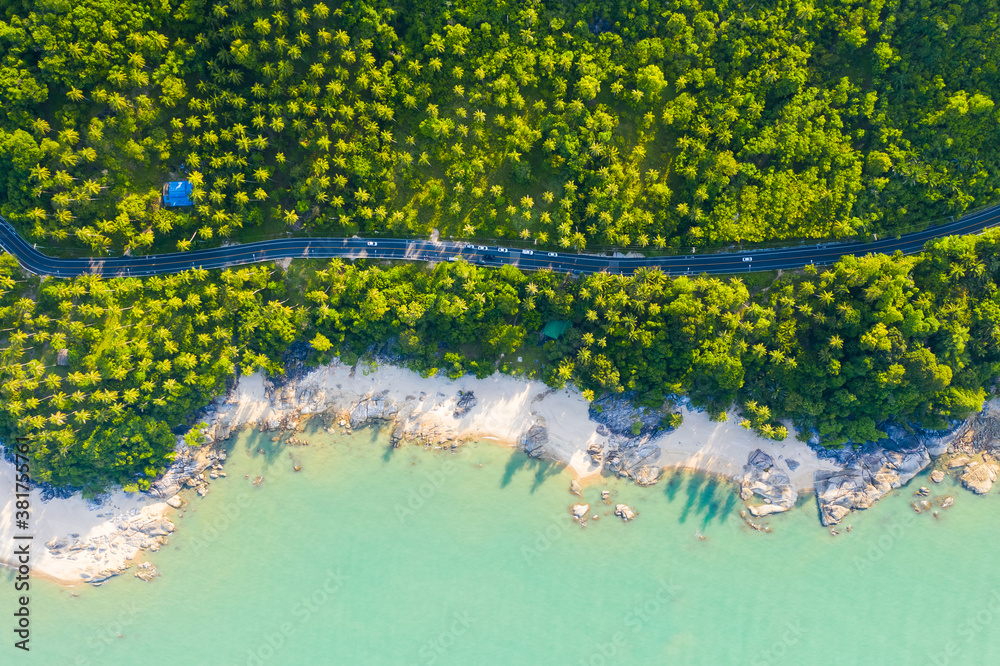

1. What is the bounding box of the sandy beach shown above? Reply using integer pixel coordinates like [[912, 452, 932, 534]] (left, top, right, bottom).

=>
[[2, 359, 839, 585], [209, 361, 838, 488], [0, 460, 171, 586]]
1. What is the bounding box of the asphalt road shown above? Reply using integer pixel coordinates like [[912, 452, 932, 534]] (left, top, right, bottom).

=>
[[1, 205, 999, 279]]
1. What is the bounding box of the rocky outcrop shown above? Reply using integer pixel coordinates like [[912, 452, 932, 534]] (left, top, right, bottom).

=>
[[589, 395, 670, 437], [521, 423, 549, 458], [49, 513, 178, 586], [570, 503, 589, 521], [452, 391, 477, 418], [604, 437, 662, 484], [960, 461, 998, 494], [814, 446, 931, 526], [349, 392, 399, 427], [738, 449, 797, 517], [614, 504, 636, 521], [633, 465, 663, 486]]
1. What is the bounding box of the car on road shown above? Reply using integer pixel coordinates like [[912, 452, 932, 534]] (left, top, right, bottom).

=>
[[367, 241, 378, 247], [477, 245, 488, 250], [497, 247, 508, 253], [547, 252, 558, 257], [742, 256, 752, 262], [521, 249, 534, 255], [449, 256, 461, 262]]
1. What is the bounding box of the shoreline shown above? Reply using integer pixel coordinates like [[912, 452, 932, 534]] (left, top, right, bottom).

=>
[[205, 361, 839, 488], [2, 358, 992, 586]]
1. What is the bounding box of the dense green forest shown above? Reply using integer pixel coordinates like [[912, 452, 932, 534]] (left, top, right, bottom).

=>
[[2, 0, 1000, 491], [0, 0, 998, 254]]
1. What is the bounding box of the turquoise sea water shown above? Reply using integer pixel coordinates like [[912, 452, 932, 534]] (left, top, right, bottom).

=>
[[8, 425, 1000, 666]]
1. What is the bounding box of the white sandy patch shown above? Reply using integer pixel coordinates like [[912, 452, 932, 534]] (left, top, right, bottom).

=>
[[0, 457, 169, 586], [213, 360, 837, 486]]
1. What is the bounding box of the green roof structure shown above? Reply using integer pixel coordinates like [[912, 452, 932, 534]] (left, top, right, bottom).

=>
[[542, 320, 571, 340]]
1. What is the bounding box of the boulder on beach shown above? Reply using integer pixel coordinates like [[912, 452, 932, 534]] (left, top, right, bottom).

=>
[[634, 465, 663, 486], [960, 462, 998, 494], [814, 446, 931, 526], [452, 391, 478, 418], [947, 456, 970, 469], [521, 423, 548, 458], [738, 449, 797, 517]]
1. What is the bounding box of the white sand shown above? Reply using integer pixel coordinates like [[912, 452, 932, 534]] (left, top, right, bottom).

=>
[[0, 458, 170, 586], [212, 361, 837, 487], [2, 359, 838, 585]]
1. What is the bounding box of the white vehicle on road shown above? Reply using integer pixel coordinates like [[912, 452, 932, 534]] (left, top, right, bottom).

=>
[[497, 247, 508, 253], [367, 241, 378, 247], [477, 245, 488, 251], [521, 249, 534, 255], [742, 256, 752, 262], [547, 252, 558, 257]]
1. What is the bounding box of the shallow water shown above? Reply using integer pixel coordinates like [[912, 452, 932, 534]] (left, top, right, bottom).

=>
[[11, 425, 1000, 666]]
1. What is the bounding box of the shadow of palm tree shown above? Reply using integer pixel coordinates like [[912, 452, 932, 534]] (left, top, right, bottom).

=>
[[500, 450, 562, 492], [678, 473, 707, 524]]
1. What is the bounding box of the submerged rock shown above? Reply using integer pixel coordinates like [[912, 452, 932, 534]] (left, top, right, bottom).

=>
[[738, 449, 797, 518], [960, 462, 998, 494], [930, 470, 945, 484], [569, 479, 582, 497], [814, 446, 931, 526], [940, 496, 955, 508]]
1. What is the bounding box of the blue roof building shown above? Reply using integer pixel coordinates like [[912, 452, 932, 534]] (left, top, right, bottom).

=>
[[162, 180, 193, 207]]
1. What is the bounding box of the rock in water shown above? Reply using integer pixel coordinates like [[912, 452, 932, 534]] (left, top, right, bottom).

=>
[[947, 455, 970, 469], [814, 446, 931, 526], [960, 462, 999, 494], [930, 470, 945, 484], [940, 496, 955, 508], [569, 479, 582, 497], [634, 465, 663, 487], [166, 495, 184, 509], [738, 449, 797, 517], [570, 504, 590, 520], [614, 504, 636, 521]]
